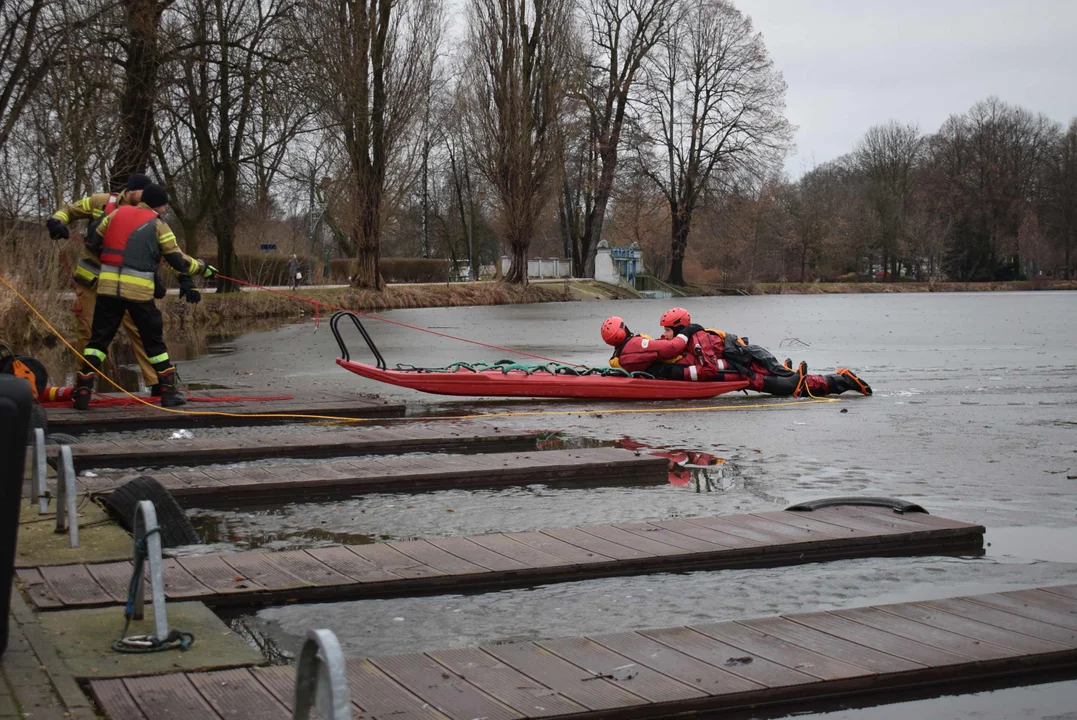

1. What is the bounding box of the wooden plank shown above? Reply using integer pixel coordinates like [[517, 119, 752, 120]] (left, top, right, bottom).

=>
[[649, 518, 764, 550], [467, 534, 573, 568], [853, 506, 984, 531], [785, 611, 975, 667], [38, 564, 113, 605], [177, 555, 269, 595], [882, 601, 1071, 655], [371, 652, 523, 720], [541, 527, 653, 561], [755, 511, 876, 542], [90, 679, 150, 720], [690, 620, 871, 681], [639, 626, 818, 689], [187, 669, 291, 720], [717, 514, 834, 545], [86, 561, 141, 603], [484, 641, 647, 711], [161, 558, 216, 598], [268, 551, 354, 587], [786, 510, 912, 536], [247, 667, 299, 713], [349, 543, 445, 579], [218, 553, 311, 592], [429, 647, 587, 718], [684, 516, 811, 546], [612, 522, 730, 553], [389, 539, 489, 576], [577, 525, 687, 557], [956, 593, 1077, 634], [121, 674, 223, 720], [15, 568, 63, 608], [1002, 588, 1077, 627], [537, 635, 704, 703], [1041, 584, 1077, 601], [304, 546, 403, 583], [818, 507, 949, 535], [506, 531, 616, 564], [736, 616, 924, 674], [427, 536, 533, 572], [589, 631, 766, 696], [346, 659, 453, 720], [75, 448, 666, 506], [832, 606, 1014, 661], [925, 597, 1077, 645]]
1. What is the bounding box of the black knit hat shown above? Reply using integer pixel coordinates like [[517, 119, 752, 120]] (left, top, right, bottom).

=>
[[141, 184, 169, 209], [125, 173, 152, 191]]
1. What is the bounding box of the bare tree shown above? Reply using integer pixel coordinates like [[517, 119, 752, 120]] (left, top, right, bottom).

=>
[[463, 0, 574, 284], [635, 0, 790, 286], [293, 0, 441, 289], [1041, 119, 1077, 278], [854, 121, 922, 279], [559, 0, 676, 277]]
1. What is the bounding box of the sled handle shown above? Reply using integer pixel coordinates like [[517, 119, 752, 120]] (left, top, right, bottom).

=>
[[330, 311, 387, 370]]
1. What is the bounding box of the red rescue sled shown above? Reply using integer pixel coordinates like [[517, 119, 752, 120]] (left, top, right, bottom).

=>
[[336, 358, 749, 400], [331, 311, 749, 400]]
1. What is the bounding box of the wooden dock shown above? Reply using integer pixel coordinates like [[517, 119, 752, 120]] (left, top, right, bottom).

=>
[[18, 506, 984, 610], [70, 448, 667, 507], [44, 390, 405, 433], [88, 584, 1077, 719], [45, 425, 539, 470]]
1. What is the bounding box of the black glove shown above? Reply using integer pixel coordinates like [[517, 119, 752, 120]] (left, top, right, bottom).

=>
[[679, 323, 705, 337], [178, 274, 201, 304], [46, 218, 69, 239]]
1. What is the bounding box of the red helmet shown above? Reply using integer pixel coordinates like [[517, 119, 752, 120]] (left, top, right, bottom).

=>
[[660, 307, 690, 328], [601, 316, 629, 345]]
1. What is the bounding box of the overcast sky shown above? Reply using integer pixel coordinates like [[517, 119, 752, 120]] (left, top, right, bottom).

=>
[[738, 0, 1077, 176]]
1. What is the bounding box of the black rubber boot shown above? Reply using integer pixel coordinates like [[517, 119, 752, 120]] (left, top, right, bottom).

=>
[[782, 358, 793, 370], [760, 374, 799, 397], [824, 370, 872, 396], [73, 371, 95, 411], [150, 383, 162, 397], [157, 368, 186, 407]]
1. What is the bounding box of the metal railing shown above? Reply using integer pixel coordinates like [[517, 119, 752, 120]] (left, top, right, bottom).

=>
[[131, 500, 169, 642], [53, 445, 79, 548], [293, 629, 351, 720]]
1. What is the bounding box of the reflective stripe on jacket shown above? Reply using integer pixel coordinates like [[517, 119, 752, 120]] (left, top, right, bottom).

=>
[[92, 204, 204, 301], [52, 191, 131, 287]]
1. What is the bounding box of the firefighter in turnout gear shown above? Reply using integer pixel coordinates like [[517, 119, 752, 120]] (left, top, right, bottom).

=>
[[48, 174, 199, 394], [74, 184, 217, 410]]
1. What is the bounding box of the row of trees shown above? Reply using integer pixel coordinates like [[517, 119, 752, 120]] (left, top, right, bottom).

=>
[[695, 100, 1074, 285], [0, 0, 792, 288], [2, 0, 1072, 288]]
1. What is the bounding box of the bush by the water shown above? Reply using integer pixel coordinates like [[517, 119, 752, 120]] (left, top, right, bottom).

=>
[[328, 257, 452, 284]]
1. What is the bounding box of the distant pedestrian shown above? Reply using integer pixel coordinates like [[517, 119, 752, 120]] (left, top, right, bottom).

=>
[[287, 254, 300, 289]]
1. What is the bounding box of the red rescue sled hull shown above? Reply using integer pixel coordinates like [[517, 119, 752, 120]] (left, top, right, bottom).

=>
[[336, 359, 749, 400]]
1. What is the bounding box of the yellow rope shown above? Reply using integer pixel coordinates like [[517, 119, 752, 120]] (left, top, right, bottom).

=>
[[0, 273, 838, 422]]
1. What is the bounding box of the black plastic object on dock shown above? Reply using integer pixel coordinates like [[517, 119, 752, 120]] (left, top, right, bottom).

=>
[[0, 374, 32, 655]]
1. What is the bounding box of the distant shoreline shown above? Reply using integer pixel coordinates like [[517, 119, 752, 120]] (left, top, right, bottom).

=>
[[702, 280, 1077, 295]]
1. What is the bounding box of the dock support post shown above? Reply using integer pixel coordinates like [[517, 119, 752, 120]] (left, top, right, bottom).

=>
[[31, 428, 48, 513], [293, 629, 350, 720], [132, 500, 169, 642], [53, 445, 79, 548]]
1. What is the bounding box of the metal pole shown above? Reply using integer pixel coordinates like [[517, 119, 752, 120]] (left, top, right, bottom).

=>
[[293, 629, 351, 720], [54, 446, 78, 548], [132, 500, 169, 641], [31, 427, 47, 513]]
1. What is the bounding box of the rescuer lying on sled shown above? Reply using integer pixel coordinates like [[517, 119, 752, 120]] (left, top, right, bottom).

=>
[[654, 307, 872, 397], [600, 316, 707, 376]]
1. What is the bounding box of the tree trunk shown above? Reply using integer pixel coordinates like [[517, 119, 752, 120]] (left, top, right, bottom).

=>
[[667, 214, 691, 286], [350, 185, 383, 289], [179, 216, 199, 258], [505, 239, 528, 285], [109, 0, 163, 186]]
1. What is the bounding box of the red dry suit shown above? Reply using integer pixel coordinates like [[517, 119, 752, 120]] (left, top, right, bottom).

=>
[[676, 329, 831, 395], [609, 333, 689, 374]]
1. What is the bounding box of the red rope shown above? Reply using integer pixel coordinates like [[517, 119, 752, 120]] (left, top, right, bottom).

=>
[[214, 273, 583, 367]]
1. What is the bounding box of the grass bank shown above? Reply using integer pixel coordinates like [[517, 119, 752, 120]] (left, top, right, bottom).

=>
[[703, 279, 1077, 295]]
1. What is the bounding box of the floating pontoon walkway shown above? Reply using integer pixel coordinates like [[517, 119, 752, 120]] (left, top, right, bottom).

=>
[[71, 448, 667, 506], [89, 584, 1077, 719], [45, 425, 539, 469], [45, 390, 405, 433], [19, 506, 983, 610]]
